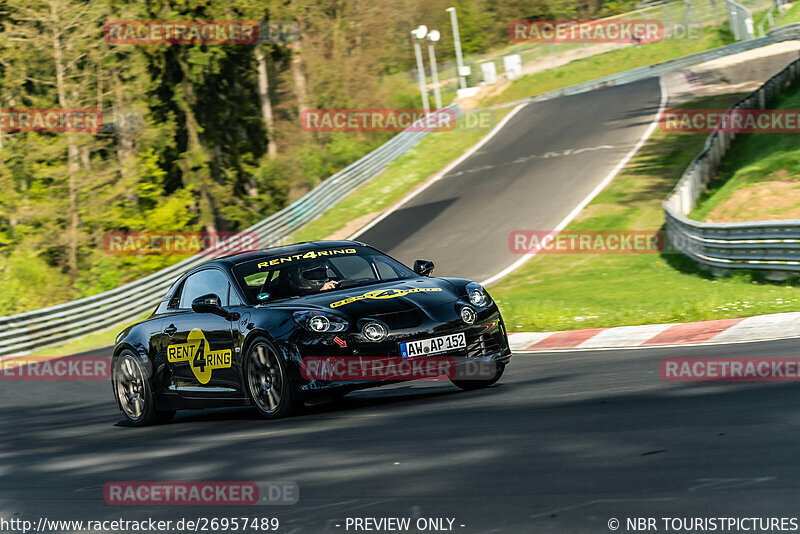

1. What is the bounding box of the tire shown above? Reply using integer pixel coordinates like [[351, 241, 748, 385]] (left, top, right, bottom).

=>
[[113, 351, 160, 426], [450, 362, 505, 391], [244, 337, 296, 419]]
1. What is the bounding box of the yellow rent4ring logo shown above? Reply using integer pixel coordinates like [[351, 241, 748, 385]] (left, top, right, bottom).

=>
[[167, 328, 231, 384], [329, 287, 442, 308]]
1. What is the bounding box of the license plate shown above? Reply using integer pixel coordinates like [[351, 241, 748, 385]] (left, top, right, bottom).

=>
[[399, 332, 466, 358]]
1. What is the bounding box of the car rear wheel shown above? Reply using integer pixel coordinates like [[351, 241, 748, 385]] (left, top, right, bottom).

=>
[[450, 362, 505, 391], [113, 351, 174, 426], [245, 338, 295, 419]]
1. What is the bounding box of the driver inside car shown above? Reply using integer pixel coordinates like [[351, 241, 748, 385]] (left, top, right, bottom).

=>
[[288, 259, 339, 294]]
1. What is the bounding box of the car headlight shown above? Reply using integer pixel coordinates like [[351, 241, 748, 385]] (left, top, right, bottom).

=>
[[293, 311, 348, 333], [466, 282, 491, 307]]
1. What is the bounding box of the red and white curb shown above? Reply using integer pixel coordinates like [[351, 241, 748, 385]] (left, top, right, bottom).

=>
[[508, 312, 800, 352]]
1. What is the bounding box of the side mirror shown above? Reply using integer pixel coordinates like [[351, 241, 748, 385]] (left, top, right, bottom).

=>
[[413, 259, 435, 277], [192, 293, 239, 321]]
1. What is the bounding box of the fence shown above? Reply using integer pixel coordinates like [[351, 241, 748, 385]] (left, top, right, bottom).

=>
[[491, 34, 774, 109], [663, 25, 800, 279], [727, 0, 756, 39], [406, 0, 773, 100]]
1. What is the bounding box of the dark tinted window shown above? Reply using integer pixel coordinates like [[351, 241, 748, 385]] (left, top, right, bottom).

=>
[[232, 246, 417, 304], [179, 269, 230, 309], [332, 255, 375, 279], [375, 257, 405, 279]]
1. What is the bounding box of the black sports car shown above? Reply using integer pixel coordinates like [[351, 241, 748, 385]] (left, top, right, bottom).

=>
[[112, 241, 511, 425]]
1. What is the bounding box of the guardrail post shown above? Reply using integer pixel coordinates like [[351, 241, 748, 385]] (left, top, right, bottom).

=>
[[680, 183, 691, 215], [758, 87, 766, 109], [693, 166, 703, 204], [765, 270, 793, 281], [710, 137, 719, 171], [710, 266, 731, 277], [689, 168, 698, 206]]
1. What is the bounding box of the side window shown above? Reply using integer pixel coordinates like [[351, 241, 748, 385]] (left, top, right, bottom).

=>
[[228, 283, 243, 306], [179, 269, 230, 309], [375, 258, 401, 280], [167, 280, 183, 309]]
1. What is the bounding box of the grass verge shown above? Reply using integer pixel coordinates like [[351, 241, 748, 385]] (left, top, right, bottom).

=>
[[778, 1, 800, 24], [480, 27, 735, 108], [690, 79, 800, 221], [490, 93, 800, 332], [290, 109, 513, 242]]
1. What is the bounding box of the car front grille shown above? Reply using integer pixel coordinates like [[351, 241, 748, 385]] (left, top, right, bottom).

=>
[[466, 333, 502, 358]]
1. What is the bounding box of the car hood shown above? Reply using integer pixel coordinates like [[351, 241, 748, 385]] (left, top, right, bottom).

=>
[[266, 277, 460, 317]]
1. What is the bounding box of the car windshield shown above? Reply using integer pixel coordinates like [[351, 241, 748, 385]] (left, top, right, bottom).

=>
[[232, 245, 418, 304]]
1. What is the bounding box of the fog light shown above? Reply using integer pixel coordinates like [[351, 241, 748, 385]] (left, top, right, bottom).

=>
[[460, 306, 477, 324], [362, 321, 388, 342]]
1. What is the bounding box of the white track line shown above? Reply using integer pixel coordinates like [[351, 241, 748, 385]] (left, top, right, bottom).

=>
[[349, 104, 527, 240], [480, 77, 668, 287]]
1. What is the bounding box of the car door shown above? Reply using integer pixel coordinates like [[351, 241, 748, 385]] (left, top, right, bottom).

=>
[[163, 268, 240, 397]]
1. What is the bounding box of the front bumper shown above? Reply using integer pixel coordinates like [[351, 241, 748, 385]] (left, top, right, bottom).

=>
[[282, 306, 511, 395]]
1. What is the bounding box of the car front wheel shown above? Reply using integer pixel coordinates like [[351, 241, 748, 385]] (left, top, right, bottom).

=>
[[245, 338, 296, 419]]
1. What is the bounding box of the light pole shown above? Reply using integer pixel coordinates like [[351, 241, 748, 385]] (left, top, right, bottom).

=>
[[411, 25, 430, 112], [446, 7, 467, 90], [426, 30, 442, 110]]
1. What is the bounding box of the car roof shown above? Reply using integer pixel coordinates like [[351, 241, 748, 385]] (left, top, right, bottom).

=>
[[197, 240, 370, 270]]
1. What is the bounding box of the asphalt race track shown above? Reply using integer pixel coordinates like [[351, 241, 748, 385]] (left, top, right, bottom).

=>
[[3, 339, 800, 533], [5, 79, 798, 533], [355, 78, 664, 283]]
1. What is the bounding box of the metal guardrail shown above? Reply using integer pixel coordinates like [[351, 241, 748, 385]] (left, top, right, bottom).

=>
[[490, 33, 787, 110], [664, 23, 800, 278], [0, 105, 462, 357], [4, 23, 800, 357]]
